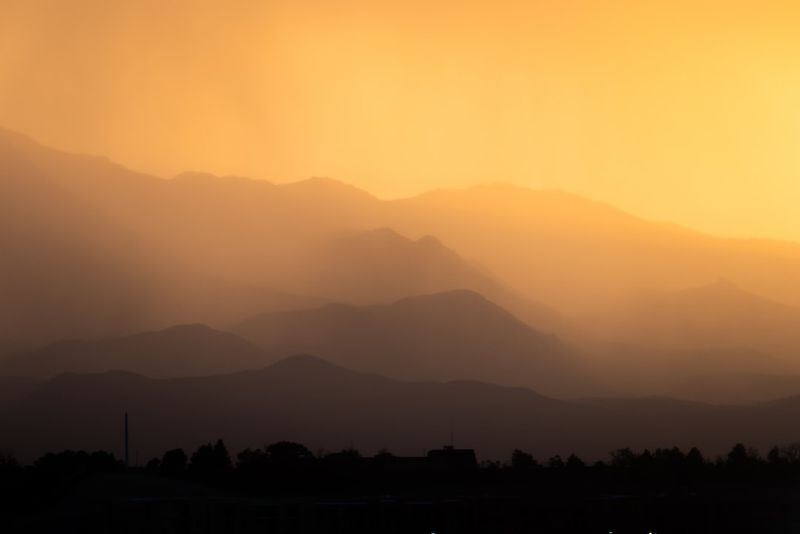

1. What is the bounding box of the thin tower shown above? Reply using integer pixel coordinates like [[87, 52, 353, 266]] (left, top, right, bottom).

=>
[[124, 411, 129, 467], [449, 412, 454, 448]]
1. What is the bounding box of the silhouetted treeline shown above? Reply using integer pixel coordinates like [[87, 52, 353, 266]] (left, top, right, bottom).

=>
[[6, 442, 800, 533], [4, 441, 800, 499]]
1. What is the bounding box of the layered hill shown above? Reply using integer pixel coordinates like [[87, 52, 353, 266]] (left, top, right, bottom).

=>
[[0, 129, 339, 342], [4, 355, 800, 463], [0, 375, 39, 410], [388, 184, 800, 317], [6, 127, 800, 385], [302, 228, 570, 335], [0, 325, 268, 379], [601, 279, 800, 365], [0, 129, 162, 342], [234, 290, 583, 397]]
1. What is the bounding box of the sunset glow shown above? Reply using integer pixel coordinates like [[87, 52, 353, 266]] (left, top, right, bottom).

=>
[[5, 3, 800, 529], [2, 0, 799, 239]]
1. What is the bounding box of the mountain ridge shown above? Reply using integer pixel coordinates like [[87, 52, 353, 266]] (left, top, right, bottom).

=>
[[5, 354, 800, 463], [234, 289, 584, 397], [0, 324, 268, 379]]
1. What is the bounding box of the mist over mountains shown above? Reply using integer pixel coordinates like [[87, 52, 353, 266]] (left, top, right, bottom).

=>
[[302, 228, 570, 336], [600, 278, 800, 363], [3, 128, 800, 459], [5, 127, 800, 347], [235, 290, 584, 397]]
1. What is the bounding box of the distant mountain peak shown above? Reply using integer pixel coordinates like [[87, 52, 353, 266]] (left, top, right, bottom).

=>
[[172, 171, 271, 187], [394, 288, 490, 307], [305, 176, 347, 186], [281, 176, 378, 200], [288, 176, 358, 190], [231, 288, 575, 395], [415, 234, 445, 248], [682, 278, 748, 299], [2, 323, 267, 379], [162, 322, 208, 329], [386, 290, 540, 332], [709, 277, 738, 290], [153, 323, 218, 335], [48, 368, 150, 387], [272, 353, 335, 368], [358, 227, 407, 241], [173, 171, 220, 181], [0, 127, 39, 147], [338, 228, 459, 259]]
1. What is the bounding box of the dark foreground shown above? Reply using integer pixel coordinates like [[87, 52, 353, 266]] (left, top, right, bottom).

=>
[[3, 441, 800, 533]]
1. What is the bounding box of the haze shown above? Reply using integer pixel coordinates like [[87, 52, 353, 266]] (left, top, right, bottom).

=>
[[5, 4, 800, 531], [2, 0, 800, 240], [5, 0, 800, 473]]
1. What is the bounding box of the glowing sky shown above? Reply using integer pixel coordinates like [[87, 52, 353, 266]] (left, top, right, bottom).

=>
[[1, 0, 799, 240]]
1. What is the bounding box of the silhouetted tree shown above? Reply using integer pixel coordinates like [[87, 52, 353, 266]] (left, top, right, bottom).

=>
[[214, 439, 232, 468], [6, 440, 800, 531], [324, 448, 361, 465], [0, 453, 20, 471], [267, 441, 313, 463], [160, 448, 188, 477], [610, 448, 637, 470], [190, 439, 232, 480], [686, 447, 705, 468], [511, 449, 537, 470], [145, 457, 161, 472], [727, 443, 760, 467], [565, 454, 585, 470], [654, 446, 685, 466], [781, 442, 800, 464], [725, 443, 762, 483], [237, 447, 268, 470], [374, 448, 395, 461], [767, 446, 783, 466]]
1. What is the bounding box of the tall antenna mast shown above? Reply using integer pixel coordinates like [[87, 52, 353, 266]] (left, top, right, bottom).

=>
[[450, 413, 454, 448], [124, 411, 129, 467]]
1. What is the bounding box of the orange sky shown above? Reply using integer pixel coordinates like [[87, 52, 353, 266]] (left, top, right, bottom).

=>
[[1, 0, 799, 241]]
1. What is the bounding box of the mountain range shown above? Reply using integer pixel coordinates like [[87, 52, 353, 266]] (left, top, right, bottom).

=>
[[235, 290, 584, 397], [4, 127, 800, 406], [0, 324, 268, 379], [0, 291, 582, 397], [598, 279, 800, 366], [4, 354, 800, 463], [297, 227, 570, 336], [5, 127, 800, 347]]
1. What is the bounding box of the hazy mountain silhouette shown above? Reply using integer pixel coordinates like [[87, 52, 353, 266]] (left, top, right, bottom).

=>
[[234, 290, 584, 397], [0, 325, 268, 379], [0, 129, 163, 343], [0, 375, 39, 410], [8, 128, 800, 337], [661, 372, 800, 405], [0, 129, 367, 343], [601, 279, 800, 368], [303, 228, 570, 335], [4, 354, 800, 463], [580, 340, 800, 404], [388, 184, 800, 317], [6, 127, 800, 404]]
